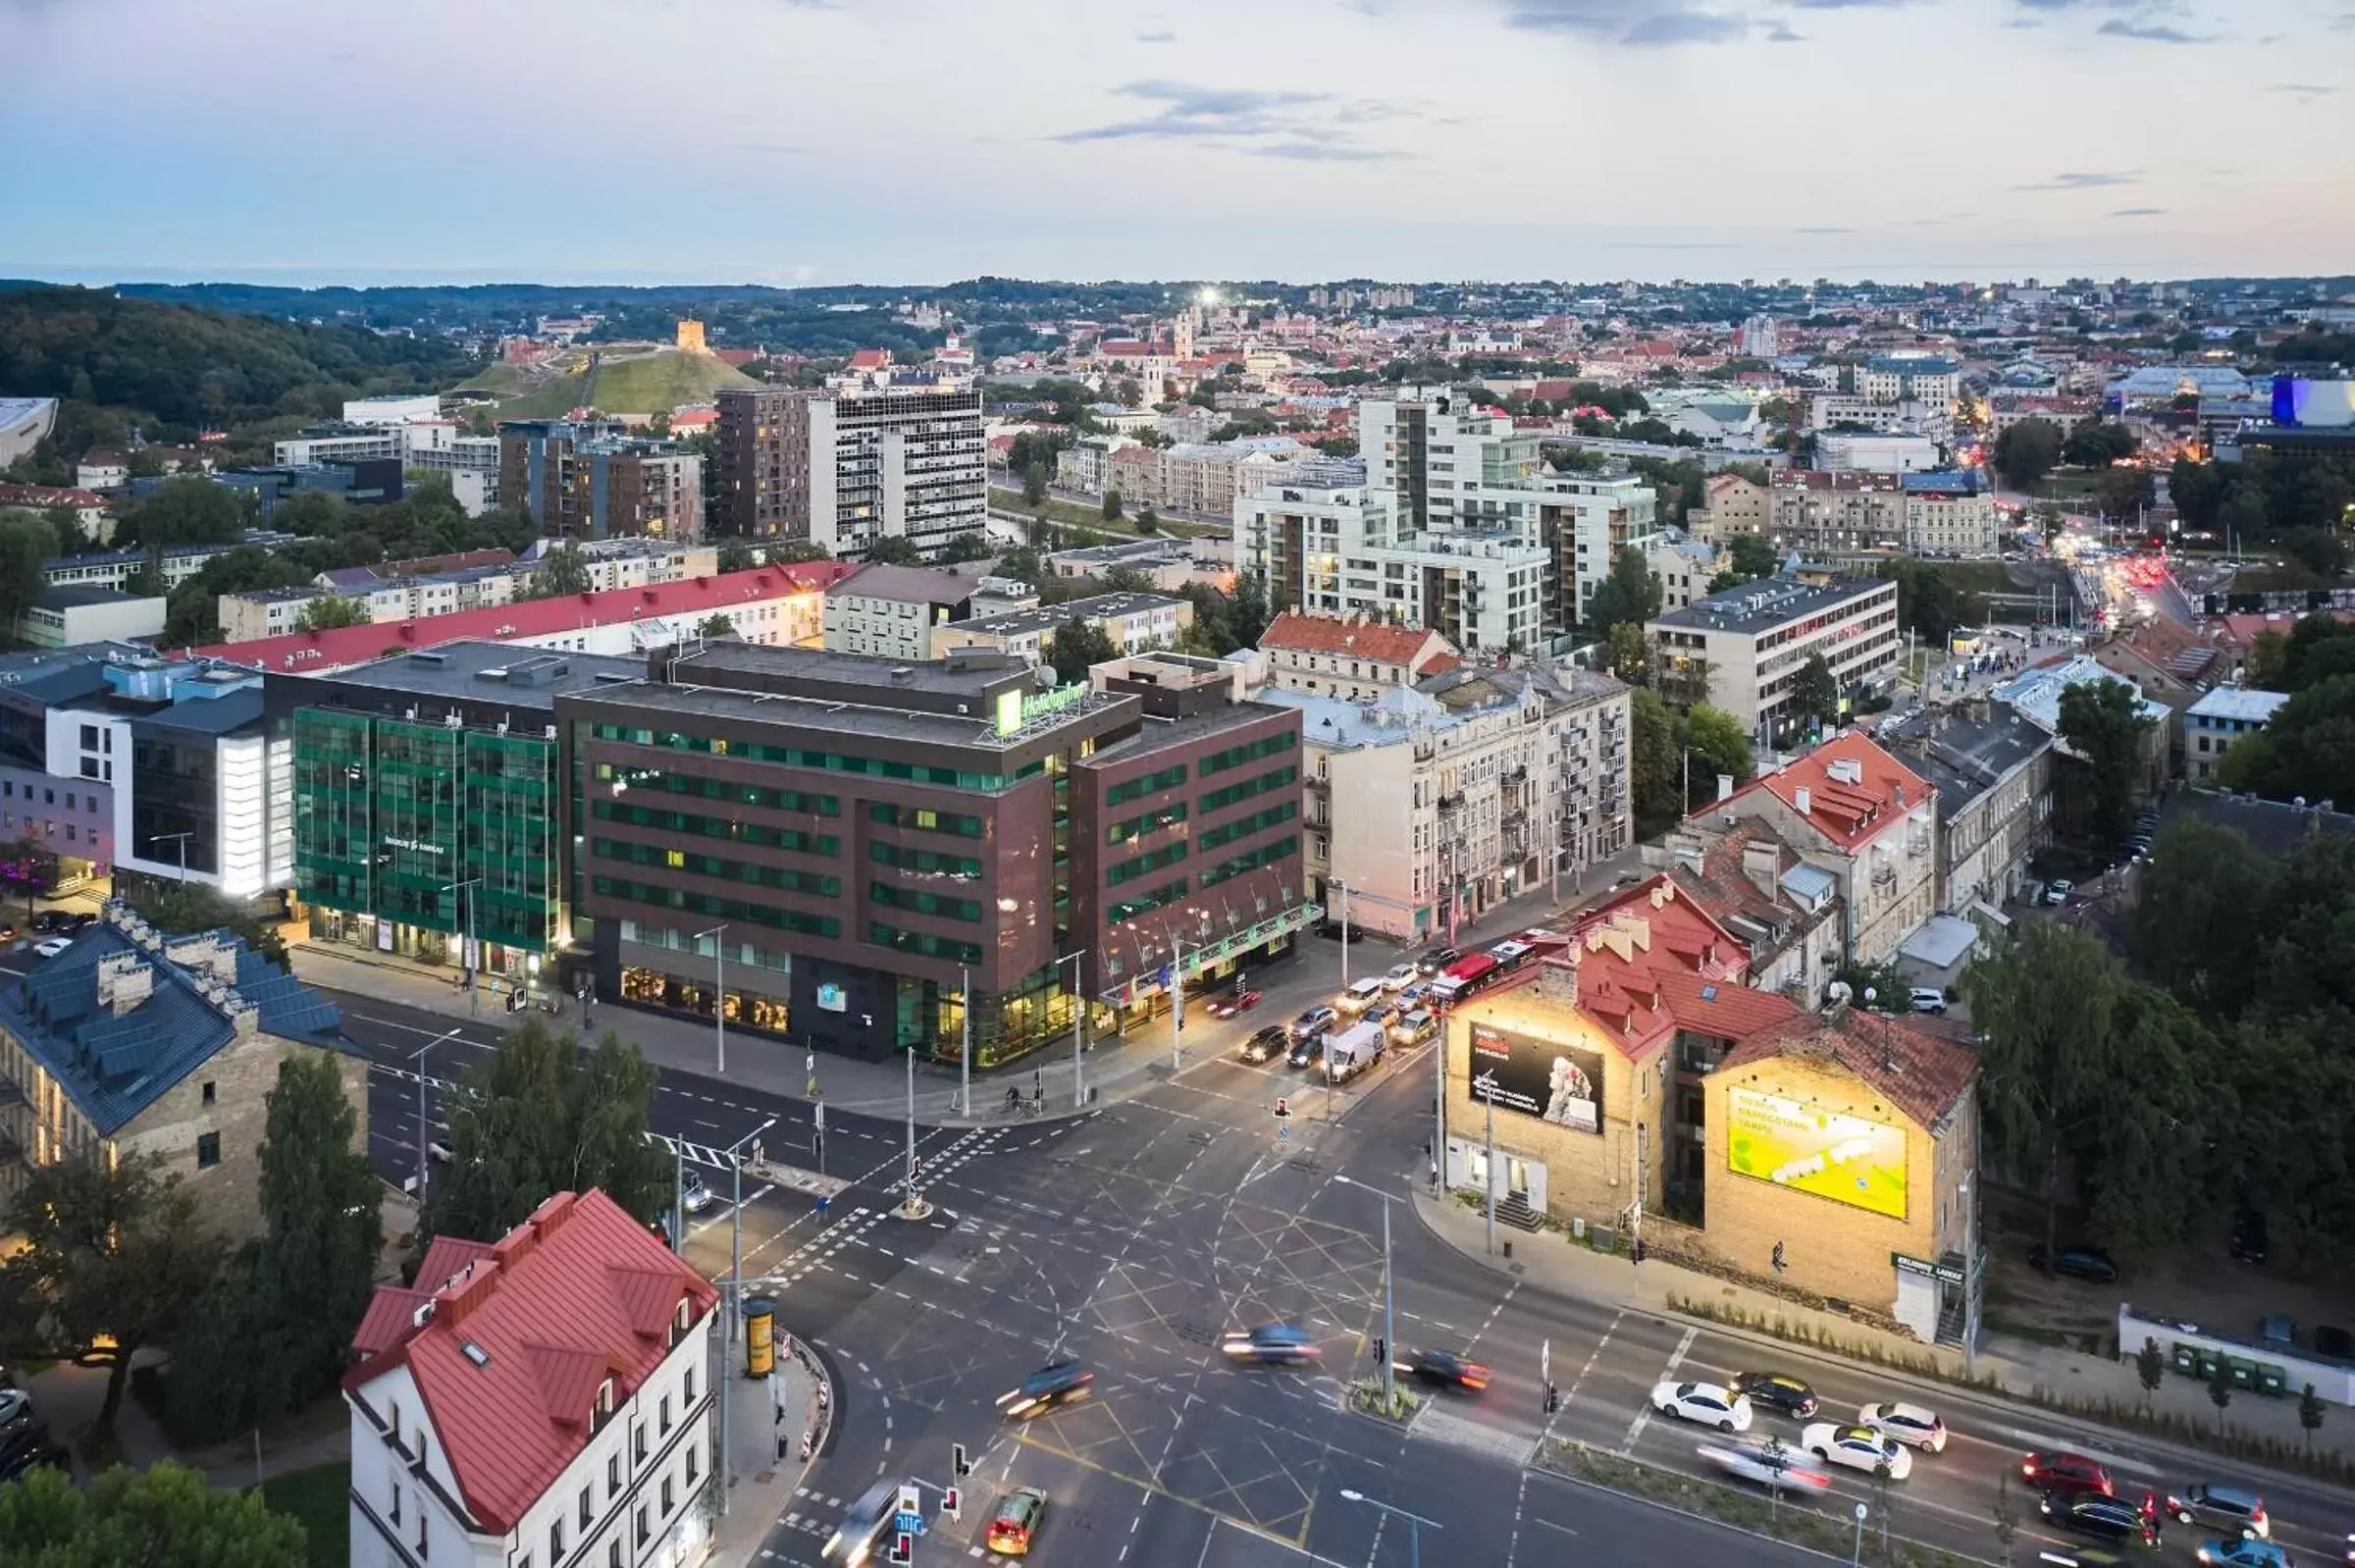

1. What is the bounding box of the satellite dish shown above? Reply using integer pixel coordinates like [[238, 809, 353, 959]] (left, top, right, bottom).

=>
[[1825, 980, 1853, 1008]]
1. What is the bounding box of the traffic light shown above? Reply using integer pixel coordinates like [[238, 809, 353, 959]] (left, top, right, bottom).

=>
[[889, 1532, 913, 1566], [953, 1441, 971, 1478], [942, 1487, 962, 1522], [1371, 1336, 1385, 1364], [1631, 1238, 1647, 1265], [1275, 1097, 1290, 1120], [1545, 1382, 1561, 1414]]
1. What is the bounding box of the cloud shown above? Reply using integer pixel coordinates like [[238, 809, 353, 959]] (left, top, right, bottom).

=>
[[1134, 28, 1176, 43], [1501, 1, 1747, 44], [1054, 78, 1417, 158], [2268, 82, 2337, 97], [1763, 19, 1806, 37], [2014, 0, 2141, 10], [2112, 207, 2167, 216], [2014, 170, 2140, 189], [2097, 17, 2211, 40], [1791, 0, 1921, 7], [1254, 142, 1408, 162], [1795, 225, 1856, 234]]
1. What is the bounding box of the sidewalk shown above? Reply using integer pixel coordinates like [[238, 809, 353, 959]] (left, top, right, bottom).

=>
[[710, 1326, 832, 1568], [1410, 1186, 2355, 1464]]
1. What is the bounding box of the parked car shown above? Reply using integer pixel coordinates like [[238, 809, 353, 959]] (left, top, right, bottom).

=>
[[31, 937, 70, 959], [2040, 1490, 2160, 1549], [1802, 1422, 1913, 1480], [2027, 1244, 2120, 1284], [1909, 987, 1948, 1015], [1288, 1006, 1336, 1040], [1383, 963, 1419, 991], [2165, 1484, 2269, 1540], [2046, 879, 2074, 906], [1649, 1381, 1753, 1434], [1857, 1401, 1947, 1452], [28, 910, 66, 934], [1397, 981, 1433, 1009], [1237, 1026, 1288, 1066], [1727, 1372, 1817, 1418], [2022, 1450, 2116, 1496]]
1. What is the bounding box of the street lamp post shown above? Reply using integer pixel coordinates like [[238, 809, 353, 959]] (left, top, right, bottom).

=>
[[693, 924, 728, 1075], [1475, 1069, 1498, 1255], [1059, 950, 1088, 1109], [1331, 1175, 1399, 1417], [1336, 878, 1351, 992], [408, 1025, 463, 1201], [958, 964, 972, 1118], [148, 831, 193, 883], [1336, 1490, 1440, 1568], [442, 876, 483, 1016], [714, 1116, 776, 1518], [1168, 933, 1185, 1073]]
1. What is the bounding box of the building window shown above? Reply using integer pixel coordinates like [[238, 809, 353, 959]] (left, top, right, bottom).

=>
[[659, 1394, 671, 1437], [579, 1485, 593, 1529], [633, 1423, 646, 1463], [685, 1442, 698, 1483], [607, 1453, 621, 1496], [416, 1511, 429, 1557], [636, 1507, 650, 1547], [608, 1545, 621, 1568], [196, 1132, 220, 1169], [201, 1081, 216, 1107], [550, 1519, 564, 1560], [684, 1364, 696, 1404], [661, 1477, 674, 1516], [390, 1481, 401, 1525]]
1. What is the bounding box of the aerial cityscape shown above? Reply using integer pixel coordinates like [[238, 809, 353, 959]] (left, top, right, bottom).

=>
[[1, 4, 2354, 1568]]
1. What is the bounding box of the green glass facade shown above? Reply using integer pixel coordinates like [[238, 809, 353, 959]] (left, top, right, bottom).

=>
[[291, 707, 565, 956]]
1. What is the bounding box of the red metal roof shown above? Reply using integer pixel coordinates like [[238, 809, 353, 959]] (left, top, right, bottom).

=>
[[191, 561, 848, 672], [345, 1190, 718, 1536], [1257, 610, 1459, 672], [1716, 1007, 1977, 1130], [1722, 733, 1931, 853]]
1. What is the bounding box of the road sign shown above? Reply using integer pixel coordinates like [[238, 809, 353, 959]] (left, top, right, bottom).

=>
[[897, 1483, 921, 1519], [1278, 1123, 1290, 1143], [813, 1100, 825, 1133]]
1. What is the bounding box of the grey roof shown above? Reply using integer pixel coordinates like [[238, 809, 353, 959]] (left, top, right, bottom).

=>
[[327, 641, 646, 703], [1878, 702, 2052, 819], [949, 592, 1182, 640], [1991, 655, 2169, 739], [0, 907, 344, 1135], [133, 687, 265, 737], [2165, 789, 2355, 856], [832, 562, 987, 606], [1651, 574, 1889, 636], [2185, 687, 2290, 725], [36, 585, 149, 609]]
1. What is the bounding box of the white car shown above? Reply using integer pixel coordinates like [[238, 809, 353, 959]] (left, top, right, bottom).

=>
[[1650, 1380, 1753, 1433], [1382, 963, 1419, 992], [1802, 1422, 1914, 1479], [1697, 1440, 1832, 1493], [32, 937, 70, 959], [1857, 1401, 1947, 1453], [2045, 879, 2073, 906]]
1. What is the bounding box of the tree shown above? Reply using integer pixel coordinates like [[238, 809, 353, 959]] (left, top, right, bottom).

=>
[[2299, 1382, 2326, 1453], [1992, 418, 2062, 491], [1021, 462, 1049, 507], [0, 1461, 308, 1568], [1676, 704, 1753, 811], [2061, 419, 2138, 468], [1045, 618, 1117, 687], [769, 540, 833, 564], [525, 543, 592, 599], [1100, 564, 1155, 595], [2055, 677, 2154, 843], [1101, 489, 1125, 523], [992, 545, 1045, 588], [126, 476, 242, 564], [1962, 922, 2124, 1275], [1135, 507, 1159, 535], [0, 510, 58, 632], [0, 837, 55, 924], [1788, 654, 1839, 730], [2206, 1354, 2234, 1433], [1631, 689, 1682, 835], [715, 540, 759, 573], [863, 535, 922, 565], [941, 531, 993, 563], [415, 1019, 673, 1255], [1584, 544, 1663, 638], [121, 874, 288, 966], [698, 612, 736, 639], [0, 1150, 217, 1433], [1833, 957, 1910, 1011], [1603, 622, 1651, 687], [293, 594, 368, 632], [2134, 1338, 2167, 1413], [2125, 819, 2271, 1017], [1725, 532, 1779, 582], [1881, 559, 1984, 648]]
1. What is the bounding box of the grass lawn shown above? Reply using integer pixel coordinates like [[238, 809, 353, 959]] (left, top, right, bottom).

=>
[[2044, 468, 2103, 499], [262, 1460, 349, 1568], [988, 488, 1213, 540]]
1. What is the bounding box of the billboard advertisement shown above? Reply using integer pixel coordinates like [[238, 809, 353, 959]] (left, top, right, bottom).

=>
[[1467, 1021, 1604, 1135], [1725, 1087, 1909, 1220]]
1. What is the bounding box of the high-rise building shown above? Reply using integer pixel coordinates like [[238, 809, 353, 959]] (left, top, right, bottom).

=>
[[714, 357, 986, 559], [497, 420, 704, 542], [1740, 315, 1782, 358]]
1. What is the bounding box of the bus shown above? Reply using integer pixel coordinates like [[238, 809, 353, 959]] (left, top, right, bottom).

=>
[[1430, 952, 1499, 1005]]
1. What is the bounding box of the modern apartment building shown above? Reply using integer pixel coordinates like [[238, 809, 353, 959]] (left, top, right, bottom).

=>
[[1902, 470, 1999, 557], [931, 592, 1191, 666], [562, 643, 1311, 1066], [1648, 572, 1902, 741], [1536, 470, 1662, 630], [714, 360, 987, 558], [343, 1189, 717, 1568], [499, 420, 705, 543], [1265, 659, 1630, 940]]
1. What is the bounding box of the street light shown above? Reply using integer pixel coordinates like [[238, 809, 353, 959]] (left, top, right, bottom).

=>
[[693, 923, 727, 1075], [147, 831, 193, 882], [1331, 1174, 1399, 1418], [1336, 1490, 1440, 1568], [443, 876, 483, 1016], [1057, 950, 1089, 1109], [713, 1116, 777, 1518], [409, 1025, 465, 1201]]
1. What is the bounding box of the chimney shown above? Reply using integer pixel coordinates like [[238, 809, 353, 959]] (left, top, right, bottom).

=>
[[1742, 838, 1780, 898], [1532, 953, 1581, 1006], [1795, 785, 1812, 816], [95, 953, 154, 1018]]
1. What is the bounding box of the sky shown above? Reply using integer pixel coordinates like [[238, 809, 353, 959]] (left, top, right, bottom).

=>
[[3, 0, 2351, 289]]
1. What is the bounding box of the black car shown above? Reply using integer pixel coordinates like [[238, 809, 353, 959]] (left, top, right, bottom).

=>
[[1403, 1349, 1491, 1391], [1415, 947, 1460, 977], [1729, 1371, 1819, 1418], [1238, 1026, 1288, 1066], [1286, 1033, 1326, 1071], [2230, 1209, 2269, 1266], [2028, 1244, 2120, 1284], [0, 1425, 66, 1484], [28, 911, 65, 935], [997, 1361, 1094, 1420], [2040, 1490, 2160, 1549]]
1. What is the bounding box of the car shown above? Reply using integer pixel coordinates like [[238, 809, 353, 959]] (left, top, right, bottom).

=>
[[1237, 1025, 1288, 1066], [2230, 1209, 2269, 1266], [821, 1478, 908, 1566], [1857, 1401, 1947, 1452], [1207, 989, 1262, 1019], [2046, 879, 2074, 906], [1383, 963, 1419, 991], [1397, 981, 1433, 1009], [680, 1172, 713, 1214], [1222, 1323, 1322, 1367], [31, 937, 70, 959], [2194, 1542, 2289, 1568], [1403, 1349, 1491, 1391], [985, 1487, 1050, 1556], [1649, 1380, 1753, 1434], [1337, 977, 1387, 1015], [427, 1136, 456, 1164], [1288, 1006, 1336, 1040], [0, 1429, 67, 1484], [1415, 947, 1460, 976], [2027, 1244, 2120, 1284], [2040, 1490, 2160, 1549], [1285, 1033, 1326, 1071], [27, 911, 65, 934], [1388, 1009, 1439, 1049], [0, 1389, 30, 1429], [1697, 1440, 1833, 1493], [1362, 1001, 1397, 1028], [1729, 1372, 1819, 1419], [1801, 1422, 1913, 1479], [1909, 987, 1948, 1015], [2166, 1484, 2268, 1540], [2314, 1323, 2353, 1361], [2023, 1450, 2116, 1497], [997, 1361, 1093, 1420]]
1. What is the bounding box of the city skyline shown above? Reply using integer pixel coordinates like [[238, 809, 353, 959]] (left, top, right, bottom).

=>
[[2, 0, 2350, 287]]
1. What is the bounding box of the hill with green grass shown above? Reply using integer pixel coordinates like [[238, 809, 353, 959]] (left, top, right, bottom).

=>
[[462, 346, 756, 419]]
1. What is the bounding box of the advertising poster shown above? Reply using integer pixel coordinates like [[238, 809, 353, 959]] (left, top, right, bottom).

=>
[[1467, 1021, 1604, 1135], [1726, 1086, 1909, 1220]]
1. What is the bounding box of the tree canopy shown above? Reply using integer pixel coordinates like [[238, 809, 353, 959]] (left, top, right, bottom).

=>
[[1992, 418, 2062, 491], [0, 1461, 309, 1568], [1677, 704, 1754, 810], [1584, 545, 1663, 639], [863, 535, 922, 566], [2055, 677, 2154, 841], [1046, 617, 1118, 686], [1787, 654, 1839, 730]]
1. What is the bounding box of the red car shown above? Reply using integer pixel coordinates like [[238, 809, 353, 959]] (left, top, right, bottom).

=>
[[2022, 1450, 2115, 1497], [1208, 990, 1262, 1019]]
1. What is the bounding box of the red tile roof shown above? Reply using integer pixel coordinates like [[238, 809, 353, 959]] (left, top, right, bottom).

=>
[[1726, 732, 1931, 853], [1257, 611, 1459, 672], [190, 562, 848, 671], [345, 1190, 717, 1536], [1715, 1007, 1978, 1130]]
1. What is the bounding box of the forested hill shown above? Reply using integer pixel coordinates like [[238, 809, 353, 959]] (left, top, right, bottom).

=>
[[0, 283, 478, 437]]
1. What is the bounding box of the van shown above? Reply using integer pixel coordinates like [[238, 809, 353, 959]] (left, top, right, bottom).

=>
[[1322, 1021, 1387, 1080], [1337, 977, 1387, 1016]]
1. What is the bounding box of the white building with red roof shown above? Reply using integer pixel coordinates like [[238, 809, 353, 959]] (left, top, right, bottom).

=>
[[1256, 610, 1459, 701], [344, 1189, 719, 1568]]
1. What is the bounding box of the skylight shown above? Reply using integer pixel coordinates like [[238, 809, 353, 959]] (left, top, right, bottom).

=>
[[460, 1340, 491, 1369]]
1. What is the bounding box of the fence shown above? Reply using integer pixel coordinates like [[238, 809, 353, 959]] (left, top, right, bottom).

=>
[[2117, 1303, 2355, 1406]]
